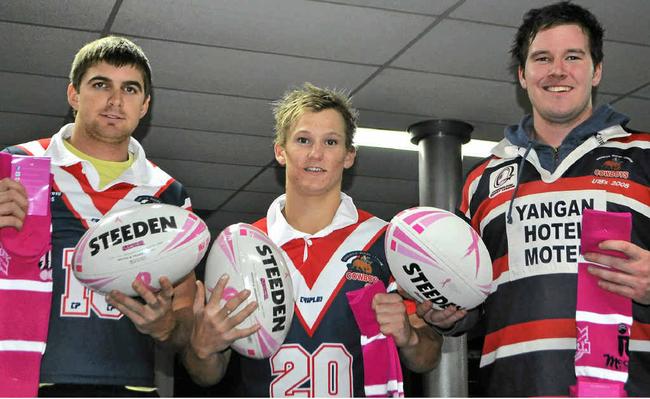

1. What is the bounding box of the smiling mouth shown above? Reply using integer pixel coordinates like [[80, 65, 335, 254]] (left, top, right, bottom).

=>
[[544, 85, 572, 93], [101, 113, 125, 120], [305, 167, 325, 172]]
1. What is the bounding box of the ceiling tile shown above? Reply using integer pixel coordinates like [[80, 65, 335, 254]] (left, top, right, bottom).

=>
[[324, 0, 457, 14], [355, 68, 525, 125], [244, 167, 286, 194], [598, 42, 650, 94], [135, 38, 376, 98], [138, 126, 273, 166], [149, 158, 264, 190], [0, 72, 69, 116], [0, 23, 98, 77], [393, 19, 515, 82], [357, 108, 429, 131], [632, 86, 650, 99], [351, 146, 417, 180], [114, 0, 434, 64], [149, 88, 274, 135], [345, 175, 417, 203], [185, 187, 233, 210], [219, 191, 279, 213], [453, 0, 650, 45], [611, 97, 650, 132], [573, 0, 650, 45], [0, 112, 66, 145], [451, 0, 560, 26], [1, 0, 114, 30]]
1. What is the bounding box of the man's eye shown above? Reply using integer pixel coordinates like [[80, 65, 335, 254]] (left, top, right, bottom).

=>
[[297, 137, 309, 144]]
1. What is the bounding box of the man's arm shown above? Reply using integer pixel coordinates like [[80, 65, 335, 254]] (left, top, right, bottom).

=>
[[182, 276, 260, 386], [416, 301, 482, 337], [585, 240, 650, 304], [106, 272, 196, 351], [372, 293, 443, 373]]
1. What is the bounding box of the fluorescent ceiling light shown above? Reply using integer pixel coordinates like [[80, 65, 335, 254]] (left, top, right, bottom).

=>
[[354, 127, 497, 158]]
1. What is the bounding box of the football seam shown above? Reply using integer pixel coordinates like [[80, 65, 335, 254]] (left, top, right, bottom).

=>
[[394, 218, 486, 299]]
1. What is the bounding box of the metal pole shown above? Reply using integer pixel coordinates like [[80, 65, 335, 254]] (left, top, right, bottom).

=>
[[408, 119, 473, 397]]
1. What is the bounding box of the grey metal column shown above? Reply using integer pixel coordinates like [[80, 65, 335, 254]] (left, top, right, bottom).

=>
[[408, 119, 473, 397]]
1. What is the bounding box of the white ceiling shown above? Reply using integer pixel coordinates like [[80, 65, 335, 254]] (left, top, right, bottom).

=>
[[2, 0, 649, 234]]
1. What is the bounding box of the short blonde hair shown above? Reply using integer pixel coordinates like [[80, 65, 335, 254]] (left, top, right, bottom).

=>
[[273, 83, 357, 149]]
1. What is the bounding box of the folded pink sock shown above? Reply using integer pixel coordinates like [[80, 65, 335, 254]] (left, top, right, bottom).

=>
[[347, 280, 404, 398]]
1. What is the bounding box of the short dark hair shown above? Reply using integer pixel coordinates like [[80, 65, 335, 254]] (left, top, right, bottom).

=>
[[70, 36, 153, 97], [511, 1, 604, 70]]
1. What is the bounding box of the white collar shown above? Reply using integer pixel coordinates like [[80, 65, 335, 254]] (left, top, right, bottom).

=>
[[266, 192, 358, 247], [45, 123, 153, 189]]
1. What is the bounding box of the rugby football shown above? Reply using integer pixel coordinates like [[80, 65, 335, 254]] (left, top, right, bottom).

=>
[[72, 204, 210, 296], [204, 223, 294, 359], [385, 206, 492, 310]]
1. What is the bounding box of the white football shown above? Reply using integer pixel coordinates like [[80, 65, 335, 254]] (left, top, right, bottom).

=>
[[385, 206, 492, 310], [204, 223, 294, 359], [72, 204, 210, 296]]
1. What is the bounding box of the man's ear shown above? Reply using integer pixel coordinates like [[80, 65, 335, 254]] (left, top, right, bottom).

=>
[[67, 83, 80, 110], [274, 143, 286, 166], [518, 66, 527, 90], [139, 95, 151, 119], [592, 62, 603, 87], [344, 146, 356, 169]]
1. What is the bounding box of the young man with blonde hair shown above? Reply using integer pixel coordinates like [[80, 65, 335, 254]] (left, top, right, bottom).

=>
[[184, 83, 442, 396]]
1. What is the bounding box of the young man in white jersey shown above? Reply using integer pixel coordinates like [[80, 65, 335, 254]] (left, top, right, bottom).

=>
[[183, 83, 442, 396], [2, 36, 195, 396]]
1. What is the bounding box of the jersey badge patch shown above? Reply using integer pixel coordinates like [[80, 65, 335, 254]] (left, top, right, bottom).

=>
[[594, 155, 632, 180], [341, 251, 382, 284], [488, 164, 518, 198], [134, 195, 162, 204]]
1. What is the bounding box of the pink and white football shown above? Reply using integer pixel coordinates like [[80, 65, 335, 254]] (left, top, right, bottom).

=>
[[385, 206, 492, 310], [72, 204, 210, 296], [204, 223, 294, 359]]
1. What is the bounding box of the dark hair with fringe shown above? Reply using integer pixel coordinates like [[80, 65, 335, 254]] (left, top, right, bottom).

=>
[[511, 1, 604, 70], [70, 36, 152, 97]]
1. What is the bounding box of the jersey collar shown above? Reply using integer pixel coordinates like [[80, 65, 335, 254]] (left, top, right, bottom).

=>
[[266, 192, 359, 247], [44, 123, 153, 189]]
